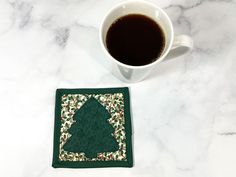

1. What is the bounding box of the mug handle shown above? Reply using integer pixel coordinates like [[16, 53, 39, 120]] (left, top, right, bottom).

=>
[[164, 35, 193, 61]]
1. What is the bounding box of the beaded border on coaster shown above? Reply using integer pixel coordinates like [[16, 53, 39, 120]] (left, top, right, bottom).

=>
[[52, 87, 133, 168]]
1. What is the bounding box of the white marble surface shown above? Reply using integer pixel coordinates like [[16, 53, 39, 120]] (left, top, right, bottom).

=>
[[0, 0, 236, 176]]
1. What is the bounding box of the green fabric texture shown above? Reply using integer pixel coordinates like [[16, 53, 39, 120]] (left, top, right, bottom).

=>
[[63, 97, 119, 158], [52, 87, 133, 168]]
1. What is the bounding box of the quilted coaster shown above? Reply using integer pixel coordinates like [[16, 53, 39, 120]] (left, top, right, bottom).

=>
[[52, 87, 133, 168]]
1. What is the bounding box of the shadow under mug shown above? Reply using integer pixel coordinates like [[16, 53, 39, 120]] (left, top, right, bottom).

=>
[[99, 0, 193, 83]]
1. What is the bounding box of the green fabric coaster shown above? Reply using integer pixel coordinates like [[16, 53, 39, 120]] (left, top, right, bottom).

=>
[[52, 87, 133, 168]]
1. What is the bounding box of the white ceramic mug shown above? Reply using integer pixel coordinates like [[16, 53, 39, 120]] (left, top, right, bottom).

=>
[[99, 0, 193, 83]]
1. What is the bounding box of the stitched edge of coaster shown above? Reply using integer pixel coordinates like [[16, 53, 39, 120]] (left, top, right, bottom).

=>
[[52, 87, 133, 168]]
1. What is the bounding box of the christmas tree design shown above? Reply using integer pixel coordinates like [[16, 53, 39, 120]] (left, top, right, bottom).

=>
[[63, 97, 119, 158]]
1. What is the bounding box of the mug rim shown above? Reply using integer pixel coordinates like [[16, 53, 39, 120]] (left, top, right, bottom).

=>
[[99, 0, 174, 69]]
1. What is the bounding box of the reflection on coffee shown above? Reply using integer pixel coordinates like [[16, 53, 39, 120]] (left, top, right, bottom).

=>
[[106, 14, 165, 66]]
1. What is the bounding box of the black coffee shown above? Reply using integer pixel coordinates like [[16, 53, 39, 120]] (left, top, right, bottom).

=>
[[106, 14, 165, 66]]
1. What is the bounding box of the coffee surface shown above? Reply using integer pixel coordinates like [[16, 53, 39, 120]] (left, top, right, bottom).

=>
[[106, 14, 165, 66]]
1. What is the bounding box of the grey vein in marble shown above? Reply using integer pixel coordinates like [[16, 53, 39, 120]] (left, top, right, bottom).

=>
[[54, 27, 70, 48]]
